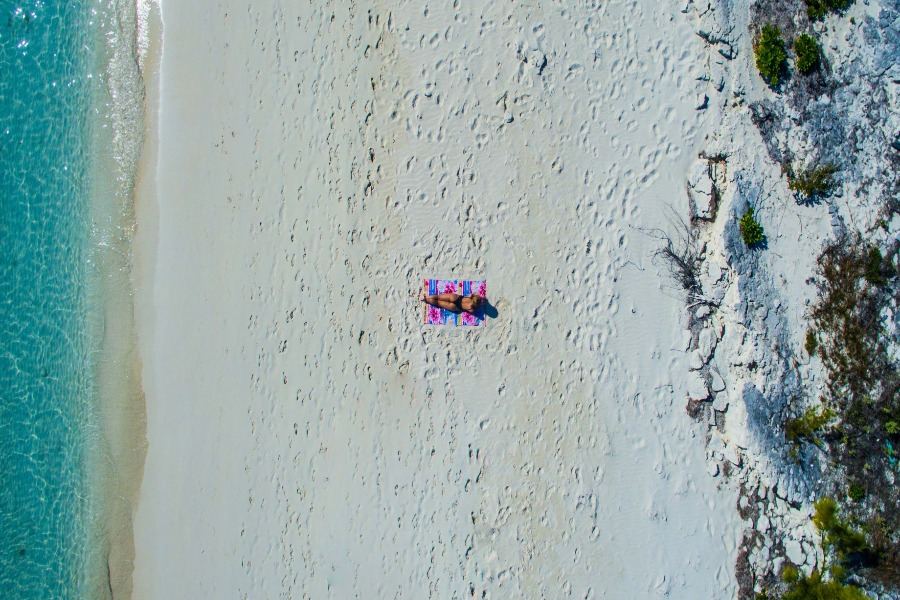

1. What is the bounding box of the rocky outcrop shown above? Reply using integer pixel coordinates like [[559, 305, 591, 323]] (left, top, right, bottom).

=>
[[678, 0, 899, 597]]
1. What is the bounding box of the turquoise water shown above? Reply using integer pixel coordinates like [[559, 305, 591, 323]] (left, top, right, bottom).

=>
[[1, 2, 104, 597]]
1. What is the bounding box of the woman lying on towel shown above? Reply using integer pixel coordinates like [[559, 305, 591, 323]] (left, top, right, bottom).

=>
[[420, 290, 484, 314]]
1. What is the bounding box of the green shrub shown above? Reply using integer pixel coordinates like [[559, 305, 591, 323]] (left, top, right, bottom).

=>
[[886, 421, 899, 435], [782, 568, 868, 600], [756, 497, 878, 597], [805, 329, 818, 356], [808, 238, 899, 588], [806, 0, 853, 20], [739, 207, 765, 247], [813, 497, 869, 561], [755, 25, 788, 86], [781, 564, 800, 583], [794, 34, 822, 73], [788, 163, 837, 198], [847, 483, 865, 501], [864, 247, 885, 285], [786, 406, 833, 445]]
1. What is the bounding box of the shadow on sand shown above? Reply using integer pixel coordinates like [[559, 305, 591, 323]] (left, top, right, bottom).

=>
[[478, 299, 499, 320]]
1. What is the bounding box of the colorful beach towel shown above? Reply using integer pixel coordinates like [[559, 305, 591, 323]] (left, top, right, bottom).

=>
[[423, 279, 487, 327]]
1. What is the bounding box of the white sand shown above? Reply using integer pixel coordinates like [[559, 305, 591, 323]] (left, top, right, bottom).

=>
[[133, 1, 743, 597]]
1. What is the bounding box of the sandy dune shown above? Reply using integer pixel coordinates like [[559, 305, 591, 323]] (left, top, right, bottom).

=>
[[133, 1, 742, 598]]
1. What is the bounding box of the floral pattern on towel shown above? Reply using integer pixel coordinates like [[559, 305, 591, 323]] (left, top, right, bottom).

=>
[[423, 279, 486, 327]]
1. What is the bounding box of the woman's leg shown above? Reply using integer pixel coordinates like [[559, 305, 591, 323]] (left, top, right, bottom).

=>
[[423, 293, 462, 312], [437, 299, 460, 312]]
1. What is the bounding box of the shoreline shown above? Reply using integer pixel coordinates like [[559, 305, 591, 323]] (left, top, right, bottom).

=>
[[129, 1, 163, 596], [86, 0, 159, 597], [117, 1, 162, 599]]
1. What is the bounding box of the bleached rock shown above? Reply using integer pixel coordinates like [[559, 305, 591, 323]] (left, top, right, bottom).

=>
[[724, 444, 741, 466], [772, 557, 785, 577], [707, 261, 722, 283], [681, 328, 693, 351], [687, 373, 710, 401], [689, 349, 704, 370], [785, 538, 804, 566], [698, 327, 717, 361], [687, 159, 716, 219], [712, 394, 728, 412], [710, 370, 726, 392], [802, 542, 816, 567], [738, 494, 750, 514], [775, 477, 788, 500]]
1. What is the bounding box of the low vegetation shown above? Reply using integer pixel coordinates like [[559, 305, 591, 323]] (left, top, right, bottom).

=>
[[864, 247, 886, 285], [787, 163, 837, 199], [739, 207, 765, 247], [781, 566, 868, 600], [813, 497, 871, 564], [793, 34, 821, 74], [847, 483, 864, 502], [805, 0, 854, 21], [780, 566, 868, 600], [755, 25, 788, 86], [785, 405, 833, 448], [652, 212, 707, 303], [804, 329, 818, 356], [809, 236, 899, 587], [759, 498, 872, 599]]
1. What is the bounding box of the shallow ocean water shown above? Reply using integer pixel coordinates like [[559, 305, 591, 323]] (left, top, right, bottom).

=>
[[0, 2, 101, 597]]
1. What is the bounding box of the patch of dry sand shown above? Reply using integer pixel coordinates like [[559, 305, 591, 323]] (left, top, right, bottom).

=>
[[133, 1, 742, 598]]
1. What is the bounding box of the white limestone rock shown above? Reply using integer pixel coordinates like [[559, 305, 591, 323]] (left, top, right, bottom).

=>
[[712, 394, 729, 412], [698, 327, 717, 361], [688, 159, 716, 219], [724, 443, 741, 466], [710, 370, 726, 392], [785, 538, 804, 566], [687, 373, 710, 401], [689, 349, 704, 370]]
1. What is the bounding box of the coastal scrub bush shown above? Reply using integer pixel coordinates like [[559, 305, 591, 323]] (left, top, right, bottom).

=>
[[754, 25, 788, 86], [653, 212, 704, 300], [806, 0, 853, 20], [785, 405, 833, 446], [813, 498, 870, 562], [756, 499, 877, 598], [812, 237, 896, 405], [847, 483, 865, 502], [809, 236, 899, 587], [788, 163, 837, 198], [781, 566, 868, 600], [863, 247, 886, 285], [794, 34, 822, 73], [739, 207, 765, 247], [805, 329, 818, 356]]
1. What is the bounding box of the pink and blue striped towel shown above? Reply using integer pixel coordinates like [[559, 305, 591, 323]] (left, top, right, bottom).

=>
[[423, 279, 487, 327]]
